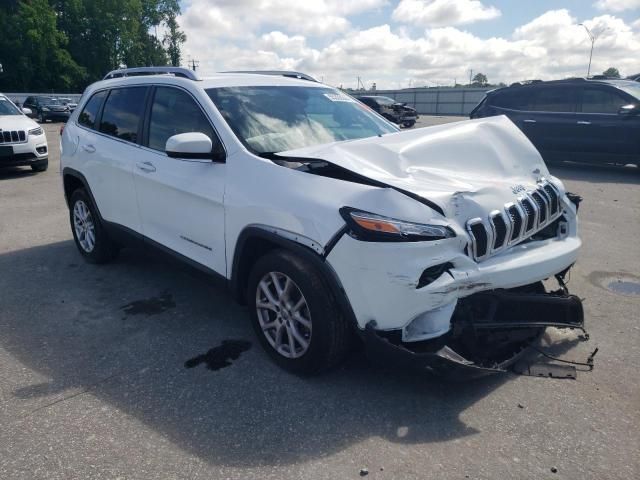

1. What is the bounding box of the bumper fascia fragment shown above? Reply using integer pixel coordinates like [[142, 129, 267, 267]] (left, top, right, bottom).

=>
[[359, 288, 585, 380]]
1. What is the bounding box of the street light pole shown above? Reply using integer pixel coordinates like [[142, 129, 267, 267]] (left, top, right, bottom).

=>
[[579, 24, 595, 77]]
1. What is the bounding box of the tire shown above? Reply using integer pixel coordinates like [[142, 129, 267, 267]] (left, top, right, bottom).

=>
[[247, 249, 351, 375], [37, 112, 44, 123], [403, 121, 416, 128], [69, 188, 118, 264], [31, 159, 48, 172]]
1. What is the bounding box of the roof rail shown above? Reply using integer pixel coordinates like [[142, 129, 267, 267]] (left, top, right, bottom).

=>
[[103, 67, 200, 81], [224, 70, 318, 82]]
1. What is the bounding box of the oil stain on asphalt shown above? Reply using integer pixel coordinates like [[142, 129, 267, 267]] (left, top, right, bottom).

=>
[[185, 340, 252, 371], [121, 291, 176, 316]]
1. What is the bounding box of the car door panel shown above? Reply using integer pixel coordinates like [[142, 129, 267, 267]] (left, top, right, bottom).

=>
[[133, 86, 226, 274], [80, 87, 147, 232], [575, 86, 639, 163]]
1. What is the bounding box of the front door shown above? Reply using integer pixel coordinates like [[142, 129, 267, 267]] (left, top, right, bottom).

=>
[[576, 86, 639, 164], [518, 86, 580, 162], [132, 86, 227, 274]]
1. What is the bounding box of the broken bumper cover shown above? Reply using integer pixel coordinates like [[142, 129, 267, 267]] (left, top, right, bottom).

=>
[[359, 289, 585, 380]]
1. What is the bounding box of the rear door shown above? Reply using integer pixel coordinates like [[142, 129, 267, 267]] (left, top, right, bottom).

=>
[[132, 85, 227, 274], [576, 85, 638, 164], [78, 86, 147, 232], [519, 86, 580, 161]]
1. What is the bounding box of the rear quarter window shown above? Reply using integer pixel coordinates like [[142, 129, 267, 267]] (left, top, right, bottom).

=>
[[78, 91, 107, 129]]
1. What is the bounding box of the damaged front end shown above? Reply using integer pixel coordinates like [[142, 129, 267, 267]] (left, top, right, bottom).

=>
[[361, 279, 585, 380]]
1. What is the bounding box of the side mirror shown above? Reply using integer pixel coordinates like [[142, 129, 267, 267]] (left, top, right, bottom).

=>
[[22, 107, 32, 115], [165, 132, 224, 162], [619, 104, 638, 115]]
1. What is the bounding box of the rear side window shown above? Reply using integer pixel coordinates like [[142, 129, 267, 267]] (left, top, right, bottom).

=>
[[580, 87, 628, 114], [147, 87, 219, 153], [99, 87, 148, 142], [78, 91, 107, 129], [528, 87, 577, 112], [489, 90, 530, 110]]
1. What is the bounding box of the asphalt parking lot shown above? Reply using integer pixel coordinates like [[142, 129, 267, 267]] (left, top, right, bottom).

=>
[[1, 119, 639, 480]]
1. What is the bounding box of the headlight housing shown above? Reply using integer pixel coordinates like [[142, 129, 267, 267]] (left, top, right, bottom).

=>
[[28, 127, 43, 136], [340, 207, 455, 242], [42, 107, 50, 112]]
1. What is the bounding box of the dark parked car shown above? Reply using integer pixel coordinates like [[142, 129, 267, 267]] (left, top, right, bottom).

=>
[[626, 73, 640, 82], [22, 96, 71, 123], [470, 78, 640, 166], [357, 95, 418, 127]]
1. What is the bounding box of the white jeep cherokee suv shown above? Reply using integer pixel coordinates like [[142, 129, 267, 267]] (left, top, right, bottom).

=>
[[60, 68, 584, 377], [0, 94, 48, 172]]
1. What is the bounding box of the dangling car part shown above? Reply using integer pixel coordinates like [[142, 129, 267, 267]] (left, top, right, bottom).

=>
[[361, 280, 585, 380]]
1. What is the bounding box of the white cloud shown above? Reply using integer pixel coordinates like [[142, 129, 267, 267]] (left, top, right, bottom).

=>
[[594, 0, 640, 12], [179, 4, 640, 89], [392, 0, 501, 27]]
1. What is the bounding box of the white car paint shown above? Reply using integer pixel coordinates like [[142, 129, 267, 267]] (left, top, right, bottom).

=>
[[0, 94, 48, 165], [60, 73, 580, 344]]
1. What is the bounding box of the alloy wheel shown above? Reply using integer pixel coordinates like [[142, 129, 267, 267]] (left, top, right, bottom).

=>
[[73, 200, 96, 252], [255, 272, 312, 358]]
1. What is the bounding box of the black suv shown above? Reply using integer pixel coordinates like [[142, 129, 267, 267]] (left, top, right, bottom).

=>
[[23, 96, 71, 123], [470, 78, 640, 166], [357, 95, 418, 128]]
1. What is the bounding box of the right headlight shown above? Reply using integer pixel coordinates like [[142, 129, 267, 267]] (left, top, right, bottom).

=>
[[28, 127, 43, 136], [340, 207, 455, 242], [42, 107, 50, 111]]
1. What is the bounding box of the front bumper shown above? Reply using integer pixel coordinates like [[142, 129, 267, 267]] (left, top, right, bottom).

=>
[[360, 287, 585, 380], [0, 135, 48, 167]]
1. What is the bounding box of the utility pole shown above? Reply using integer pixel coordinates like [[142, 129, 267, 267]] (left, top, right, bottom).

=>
[[187, 56, 199, 72], [469, 69, 473, 85], [578, 24, 609, 77], [579, 24, 595, 77]]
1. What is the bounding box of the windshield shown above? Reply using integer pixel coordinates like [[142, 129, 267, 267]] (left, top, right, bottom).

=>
[[206, 86, 397, 154], [0, 96, 21, 115], [619, 84, 640, 101]]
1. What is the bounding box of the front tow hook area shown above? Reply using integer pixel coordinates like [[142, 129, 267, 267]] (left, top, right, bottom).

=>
[[361, 285, 587, 381]]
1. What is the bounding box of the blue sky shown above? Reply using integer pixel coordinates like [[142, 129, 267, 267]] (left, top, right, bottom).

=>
[[177, 0, 640, 88]]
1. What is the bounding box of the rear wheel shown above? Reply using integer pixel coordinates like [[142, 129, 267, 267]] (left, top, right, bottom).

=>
[[247, 249, 351, 375], [69, 189, 118, 264]]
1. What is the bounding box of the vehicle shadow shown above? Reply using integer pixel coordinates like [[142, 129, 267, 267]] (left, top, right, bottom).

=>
[[548, 162, 640, 186], [0, 240, 580, 467], [0, 166, 37, 181]]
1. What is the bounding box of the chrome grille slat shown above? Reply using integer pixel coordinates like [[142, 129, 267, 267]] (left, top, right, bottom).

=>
[[466, 180, 564, 262]]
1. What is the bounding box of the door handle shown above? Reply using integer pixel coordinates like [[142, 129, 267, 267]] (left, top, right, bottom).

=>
[[577, 121, 591, 125], [523, 119, 536, 123], [136, 161, 156, 173], [81, 144, 96, 153]]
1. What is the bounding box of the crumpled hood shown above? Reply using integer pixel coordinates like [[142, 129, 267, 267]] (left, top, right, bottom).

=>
[[280, 116, 554, 218], [0, 114, 39, 132]]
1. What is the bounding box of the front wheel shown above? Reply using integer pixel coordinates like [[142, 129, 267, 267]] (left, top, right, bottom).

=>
[[402, 120, 416, 128], [31, 159, 48, 172], [247, 250, 351, 375], [69, 189, 118, 264]]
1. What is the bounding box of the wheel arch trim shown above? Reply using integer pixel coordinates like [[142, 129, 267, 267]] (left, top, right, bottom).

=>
[[230, 225, 358, 328]]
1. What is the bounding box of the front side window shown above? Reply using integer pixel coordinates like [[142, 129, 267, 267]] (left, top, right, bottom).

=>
[[529, 87, 577, 112], [206, 86, 397, 154], [99, 87, 148, 142], [78, 90, 107, 129], [580, 87, 629, 114], [0, 96, 21, 115], [147, 87, 219, 153], [491, 90, 531, 110]]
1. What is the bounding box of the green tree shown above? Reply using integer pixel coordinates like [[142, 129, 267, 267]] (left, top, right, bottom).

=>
[[163, 12, 186, 66], [0, 0, 84, 91], [602, 67, 620, 78], [471, 72, 488, 87]]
